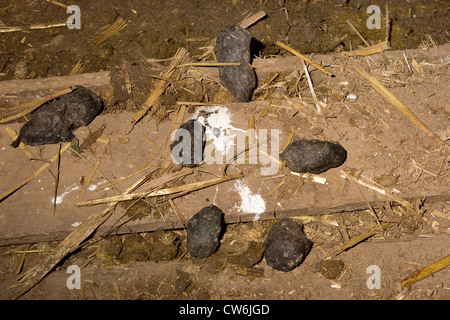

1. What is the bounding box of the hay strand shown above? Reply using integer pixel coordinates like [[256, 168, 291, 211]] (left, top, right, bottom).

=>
[[351, 65, 445, 146], [330, 222, 393, 256], [5, 127, 34, 159], [342, 41, 391, 57], [93, 18, 128, 45], [132, 47, 189, 124], [0, 88, 72, 123], [77, 174, 241, 207], [401, 254, 450, 288]]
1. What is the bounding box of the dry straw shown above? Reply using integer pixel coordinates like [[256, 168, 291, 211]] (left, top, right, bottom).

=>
[[351, 65, 445, 147]]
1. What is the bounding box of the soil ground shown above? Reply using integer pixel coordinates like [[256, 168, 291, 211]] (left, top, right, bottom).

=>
[[0, 0, 449, 301]]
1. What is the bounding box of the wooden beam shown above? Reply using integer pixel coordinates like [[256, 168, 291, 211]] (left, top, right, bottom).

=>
[[0, 71, 119, 109]]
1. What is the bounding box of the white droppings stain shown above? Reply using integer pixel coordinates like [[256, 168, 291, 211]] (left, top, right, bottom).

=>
[[194, 106, 245, 155], [346, 93, 358, 100], [213, 185, 219, 205], [234, 180, 266, 221], [1, 147, 6, 151], [71, 222, 82, 227], [87, 178, 113, 192], [51, 184, 80, 204]]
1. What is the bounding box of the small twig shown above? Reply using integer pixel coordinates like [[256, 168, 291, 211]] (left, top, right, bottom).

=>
[[301, 60, 323, 114], [53, 143, 62, 215], [15, 244, 30, 275], [45, 0, 68, 8], [403, 53, 413, 74], [238, 10, 267, 29], [342, 41, 390, 57], [276, 41, 334, 77], [177, 62, 240, 68], [330, 222, 393, 256], [385, 4, 390, 43], [5, 127, 34, 159], [0, 22, 66, 33], [346, 20, 370, 47]]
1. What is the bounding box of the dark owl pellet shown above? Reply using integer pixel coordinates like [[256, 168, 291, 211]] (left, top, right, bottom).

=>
[[170, 119, 206, 168], [11, 86, 103, 147], [186, 205, 224, 258], [264, 218, 313, 272], [280, 139, 347, 174], [216, 25, 256, 102]]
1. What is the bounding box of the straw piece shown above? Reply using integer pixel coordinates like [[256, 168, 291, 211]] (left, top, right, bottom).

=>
[[401, 254, 450, 288], [93, 18, 128, 45], [342, 40, 390, 57], [346, 20, 370, 47], [0, 22, 66, 33], [239, 10, 267, 29], [0, 88, 72, 123], [276, 41, 334, 77], [176, 101, 211, 106], [45, 0, 68, 8], [0, 143, 70, 202], [177, 62, 240, 68], [291, 172, 327, 184], [351, 65, 445, 146], [281, 129, 295, 153], [330, 222, 393, 256], [77, 175, 241, 207], [301, 59, 322, 114], [132, 47, 189, 124], [79, 160, 100, 199], [69, 58, 85, 76], [5, 127, 34, 159], [168, 199, 187, 227], [15, 244, 30, 275], [52, 143, 62, 215]]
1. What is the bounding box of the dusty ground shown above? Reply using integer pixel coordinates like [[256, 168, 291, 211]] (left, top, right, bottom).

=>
[[0, 0, 449, 301]]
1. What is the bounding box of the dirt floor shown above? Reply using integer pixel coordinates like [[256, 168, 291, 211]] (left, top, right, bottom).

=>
[[0, 0, 449, 301]]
